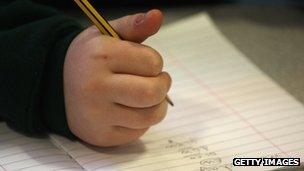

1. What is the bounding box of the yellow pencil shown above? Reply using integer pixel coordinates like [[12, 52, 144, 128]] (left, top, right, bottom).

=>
[[74, 0, 174, 106]]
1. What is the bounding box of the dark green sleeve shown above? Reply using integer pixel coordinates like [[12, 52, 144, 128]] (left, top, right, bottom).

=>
[[0, 0, 83, 138]]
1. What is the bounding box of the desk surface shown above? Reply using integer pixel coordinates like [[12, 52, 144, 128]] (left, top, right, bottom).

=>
[[71, 4, 304, 104], [208, 5, 304, 105]]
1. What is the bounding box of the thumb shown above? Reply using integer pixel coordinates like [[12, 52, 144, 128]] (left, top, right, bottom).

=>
[[109, 9, 163, 43]]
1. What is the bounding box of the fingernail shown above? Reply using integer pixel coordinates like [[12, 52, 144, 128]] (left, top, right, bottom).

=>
[[135, 13, 146, 25]]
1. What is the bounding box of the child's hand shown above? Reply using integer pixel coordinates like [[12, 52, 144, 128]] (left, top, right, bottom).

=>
[[64, 10, 172, 147]]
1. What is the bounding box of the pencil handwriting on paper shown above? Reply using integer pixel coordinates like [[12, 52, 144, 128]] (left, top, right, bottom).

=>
[[164, 138, 232, 171]]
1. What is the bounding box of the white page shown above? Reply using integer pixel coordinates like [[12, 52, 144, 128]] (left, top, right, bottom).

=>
[[50, 13, 304, 171], [0, 123, 83, 171]]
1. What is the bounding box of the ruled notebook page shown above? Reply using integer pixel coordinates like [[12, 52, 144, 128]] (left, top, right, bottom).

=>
[[0, 123, 83, 171], [51, 13, 304, 171]]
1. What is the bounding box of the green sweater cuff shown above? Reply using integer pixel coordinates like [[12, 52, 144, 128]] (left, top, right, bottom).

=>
[[41, 22, 83, 139], [0, 0, 83, 139]]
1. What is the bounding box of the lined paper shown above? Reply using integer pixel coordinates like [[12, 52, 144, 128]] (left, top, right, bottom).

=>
[[0, 123, 82, 171], [1, 12, 303, 171], [51, 13, 304, 171]]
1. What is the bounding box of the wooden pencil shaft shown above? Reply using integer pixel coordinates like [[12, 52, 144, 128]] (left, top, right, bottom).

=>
[[77, 0, 120, 38]]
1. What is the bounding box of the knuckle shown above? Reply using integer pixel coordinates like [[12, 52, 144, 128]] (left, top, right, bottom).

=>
[[139, 83, 162, 106], [145, 109, 167, 126], [88, 42, 112, 61], [146, 113, 161, 126], [119, 40, 133, 50], [163, 72, 173, 89], [145, 47, 163, 75], [91, 51, 109, 61], [92, 37, 117, 57]]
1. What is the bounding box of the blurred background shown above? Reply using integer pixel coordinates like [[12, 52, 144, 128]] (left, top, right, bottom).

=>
[[58, 0, 304, 105]]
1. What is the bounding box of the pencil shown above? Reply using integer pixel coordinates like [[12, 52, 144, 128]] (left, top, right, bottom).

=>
[[74, 0, 174, 106]]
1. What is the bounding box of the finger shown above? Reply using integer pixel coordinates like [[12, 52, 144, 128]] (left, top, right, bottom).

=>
[[104, 40, 163, 76], [106, 72, 172, 108], [99, 126, 149, 147], [76, 126, 149, 147], [109, 9, 163, 43], [107, 100, 168, 129]]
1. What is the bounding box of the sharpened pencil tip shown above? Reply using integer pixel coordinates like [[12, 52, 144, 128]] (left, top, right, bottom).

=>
[[166, 96, 174, 107]]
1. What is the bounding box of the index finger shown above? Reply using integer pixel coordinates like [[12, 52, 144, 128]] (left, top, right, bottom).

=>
[[103, 39, 163, 77]]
